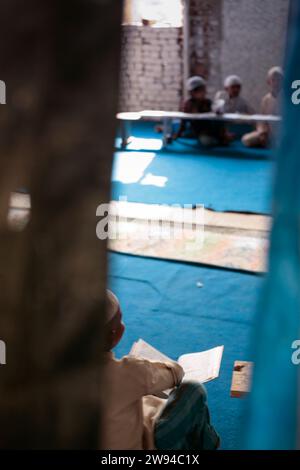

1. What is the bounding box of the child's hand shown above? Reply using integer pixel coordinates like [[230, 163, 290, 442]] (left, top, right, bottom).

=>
[[212, 98, 225, 115]]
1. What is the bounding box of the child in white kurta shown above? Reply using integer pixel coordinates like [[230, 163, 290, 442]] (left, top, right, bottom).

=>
[[214, 75, 254, 115], [101, 290, 220, 450]]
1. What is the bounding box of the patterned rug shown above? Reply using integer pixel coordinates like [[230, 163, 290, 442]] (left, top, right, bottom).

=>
[[109, 221, 268, 273]]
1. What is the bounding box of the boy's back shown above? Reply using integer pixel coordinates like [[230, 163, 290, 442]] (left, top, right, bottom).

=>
[[101, 352, 183, 450], [102, 290, 220, 451]]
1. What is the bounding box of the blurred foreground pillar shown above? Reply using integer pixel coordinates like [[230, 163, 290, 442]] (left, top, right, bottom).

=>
[[0, 0, 122, 448], [244, 0, 300, 450]]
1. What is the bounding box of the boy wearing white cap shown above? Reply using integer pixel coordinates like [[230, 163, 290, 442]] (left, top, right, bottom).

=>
[[175, 75, 225, 146], [242, 66, 283, 148], [214, 75, 253, 114], [182, 76, 212, 115], [101, 290, 219, 450]]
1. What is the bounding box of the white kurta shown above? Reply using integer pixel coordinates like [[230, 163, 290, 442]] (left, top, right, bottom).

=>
[[214, 90, 254, 114], [101, 352, 184, 450]]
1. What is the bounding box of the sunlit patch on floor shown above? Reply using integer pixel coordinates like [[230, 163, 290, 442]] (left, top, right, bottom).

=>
[[140, 173, 168, 187], [115, 136, 163, 151], [112, 152, 156, 184]]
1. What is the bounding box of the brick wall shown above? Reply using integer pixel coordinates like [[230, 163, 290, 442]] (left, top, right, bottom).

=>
[[119, 1, 289, 112], [119, 25, 183, 111]]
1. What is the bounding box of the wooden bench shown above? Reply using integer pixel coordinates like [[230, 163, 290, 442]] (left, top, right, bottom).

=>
[[117, 110, 281, 149]]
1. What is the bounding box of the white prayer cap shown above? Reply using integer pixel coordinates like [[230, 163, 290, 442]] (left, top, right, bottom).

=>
[[186, 75, 206, 91], [106, 289, 120, 324], [224, 75, 242, 88], [267, 66, 283, 79]]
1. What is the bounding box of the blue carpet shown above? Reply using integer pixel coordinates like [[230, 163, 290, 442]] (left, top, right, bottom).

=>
[[109, 252, 264, 450], [113, 122, 274, 214]]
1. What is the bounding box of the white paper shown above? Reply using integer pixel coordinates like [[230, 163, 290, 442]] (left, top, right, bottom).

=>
[[129, 340, 223, 384], [178, 346, 224, 383], [129, 339, 172, 363]]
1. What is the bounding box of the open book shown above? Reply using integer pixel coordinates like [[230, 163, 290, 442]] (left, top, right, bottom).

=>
[[129, 339, 224, 385]]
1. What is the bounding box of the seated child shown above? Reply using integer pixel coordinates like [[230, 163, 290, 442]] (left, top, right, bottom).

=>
[[175, 76, 226, 146], [214, 75, 254, 114], [101, 290, 220, 450], [242, 66, 283, 148]]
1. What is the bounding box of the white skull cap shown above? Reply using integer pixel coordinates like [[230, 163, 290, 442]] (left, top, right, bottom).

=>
[[224, 75, 242, 88], [267, 66, 283, 79], [106, 289, 120, 324], [186, 75, 206, 91]]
